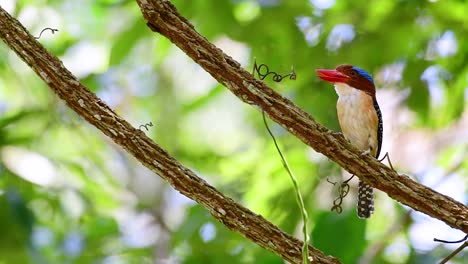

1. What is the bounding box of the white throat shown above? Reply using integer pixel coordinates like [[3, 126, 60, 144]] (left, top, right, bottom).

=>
[[334, 82, 367, 99]]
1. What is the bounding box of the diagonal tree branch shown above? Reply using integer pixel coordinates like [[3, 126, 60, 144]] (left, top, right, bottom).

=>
[[0, 6, 339, 264], [135, 0, 468, 233]]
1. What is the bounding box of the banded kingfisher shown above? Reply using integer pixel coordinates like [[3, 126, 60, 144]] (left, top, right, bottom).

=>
[[316, 65, 383, 219]]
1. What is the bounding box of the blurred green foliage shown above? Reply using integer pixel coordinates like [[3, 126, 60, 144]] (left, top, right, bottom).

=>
[[0, 0, 467, 263]]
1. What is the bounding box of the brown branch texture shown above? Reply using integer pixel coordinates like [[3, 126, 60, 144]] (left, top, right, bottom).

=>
[[135, 0, 468, 233], [0, 5, 338, 264], [1, 0, 468, 263]]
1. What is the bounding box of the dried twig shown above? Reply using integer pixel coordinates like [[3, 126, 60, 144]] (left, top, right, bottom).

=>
[[438, 239, 468, 264]]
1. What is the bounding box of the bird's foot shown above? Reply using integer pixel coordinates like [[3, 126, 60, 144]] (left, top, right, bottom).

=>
[[361, 149, 371, 156]]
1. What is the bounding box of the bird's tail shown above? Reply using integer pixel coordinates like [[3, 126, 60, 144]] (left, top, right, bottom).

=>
[[357, 181, 374, 218]]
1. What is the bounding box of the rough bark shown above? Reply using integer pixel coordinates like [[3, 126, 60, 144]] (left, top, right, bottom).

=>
[[1, 0, 468, 263], [135, 0, 468, 233], [0, 5, 338, 264]]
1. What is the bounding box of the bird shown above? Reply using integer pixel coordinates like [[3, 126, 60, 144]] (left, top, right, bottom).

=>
[[316, 64, 383, 219]]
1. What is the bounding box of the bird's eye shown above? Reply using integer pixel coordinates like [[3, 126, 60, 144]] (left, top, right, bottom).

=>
[[350, 70, 357, 77]]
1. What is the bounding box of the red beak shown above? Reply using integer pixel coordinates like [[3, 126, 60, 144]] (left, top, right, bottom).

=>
[[316, 69, 349, 83]]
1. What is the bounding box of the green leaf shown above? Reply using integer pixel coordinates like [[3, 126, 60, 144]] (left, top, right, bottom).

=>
[[312, 211, 366, 263], [182, 84, 225, 114], [109, 18, 148, 65], [403, 60, 431, 123], [0, 110, 45, 129]]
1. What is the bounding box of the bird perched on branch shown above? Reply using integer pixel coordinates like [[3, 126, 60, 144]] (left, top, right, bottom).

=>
[[316, 65, 383, 219]]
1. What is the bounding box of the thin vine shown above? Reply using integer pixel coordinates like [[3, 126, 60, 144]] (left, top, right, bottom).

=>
[[252, 59, 310, 263]]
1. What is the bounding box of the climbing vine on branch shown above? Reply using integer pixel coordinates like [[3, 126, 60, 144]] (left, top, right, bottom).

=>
[[0, 5, 338, 264], [135, 0, 468, 233], [1, 1, 468, 263]]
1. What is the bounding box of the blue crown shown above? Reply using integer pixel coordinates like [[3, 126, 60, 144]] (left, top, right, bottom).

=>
[[352, 66, 374, 83]]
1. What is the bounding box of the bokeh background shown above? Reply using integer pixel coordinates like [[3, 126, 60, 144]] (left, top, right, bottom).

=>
[[0, 0, 467, 263]]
